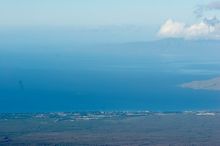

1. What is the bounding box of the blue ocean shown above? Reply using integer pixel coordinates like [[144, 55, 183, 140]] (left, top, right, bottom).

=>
[[1, 39, 220, 113]]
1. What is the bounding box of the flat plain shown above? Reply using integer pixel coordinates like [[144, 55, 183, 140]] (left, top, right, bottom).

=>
[[0, 111, 220, 146]]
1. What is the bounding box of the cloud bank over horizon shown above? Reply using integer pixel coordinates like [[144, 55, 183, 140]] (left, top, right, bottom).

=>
[[158, 1, 220, 40], [158, 18, 220, 40]]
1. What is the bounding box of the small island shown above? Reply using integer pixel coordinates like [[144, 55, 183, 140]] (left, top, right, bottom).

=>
[[181, 77, 220, 91]]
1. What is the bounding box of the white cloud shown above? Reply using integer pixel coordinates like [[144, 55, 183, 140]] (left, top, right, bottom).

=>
[[158, 19, 220, 40], [158, 19, 185, 38], [185, 22, 214, 38]]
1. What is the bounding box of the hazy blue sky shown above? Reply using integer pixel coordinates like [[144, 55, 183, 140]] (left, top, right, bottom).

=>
[[0, 0, 219, 42]]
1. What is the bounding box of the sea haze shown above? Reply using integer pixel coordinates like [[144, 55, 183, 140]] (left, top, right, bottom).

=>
[[1, 38, 220, 112]]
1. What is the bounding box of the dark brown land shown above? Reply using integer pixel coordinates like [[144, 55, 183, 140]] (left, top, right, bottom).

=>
[[0, 112, 220, 146]]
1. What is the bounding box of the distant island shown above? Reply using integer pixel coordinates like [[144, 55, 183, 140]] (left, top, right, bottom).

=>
[[181, 77, 220, 91]]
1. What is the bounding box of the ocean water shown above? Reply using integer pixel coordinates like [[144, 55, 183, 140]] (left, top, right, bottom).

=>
[[0, 41, 220, 112]]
